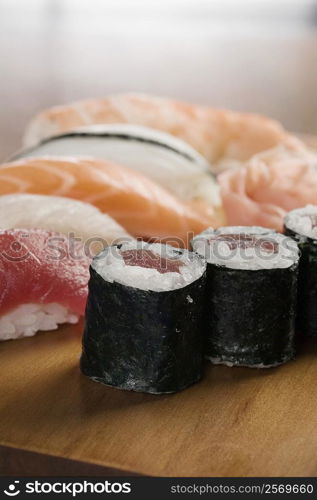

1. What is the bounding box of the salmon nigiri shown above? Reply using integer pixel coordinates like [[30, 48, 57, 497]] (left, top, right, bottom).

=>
[[0, 157, 220, 246]]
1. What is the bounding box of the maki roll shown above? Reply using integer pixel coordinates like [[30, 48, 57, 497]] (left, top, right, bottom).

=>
[[81, 241, 207, 394], [284, 205, 317, 337], [192, 227, 299, 367]]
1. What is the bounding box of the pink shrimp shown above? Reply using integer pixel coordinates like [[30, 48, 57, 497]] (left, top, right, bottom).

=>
[[23, 93, 305, 173], [219, 146, 317, 231]]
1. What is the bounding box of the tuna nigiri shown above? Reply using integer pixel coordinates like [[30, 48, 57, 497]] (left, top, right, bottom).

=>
[[23, 93, 305, 172], [0, 194, 131, 251], [0, 157, 221, 246], [12, 124, 220, 202], [0, 229, 90, 340]]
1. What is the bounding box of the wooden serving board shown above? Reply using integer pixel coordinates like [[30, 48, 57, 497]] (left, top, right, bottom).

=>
[[0, 321, 316, 477], [1, 132, 317, 476]]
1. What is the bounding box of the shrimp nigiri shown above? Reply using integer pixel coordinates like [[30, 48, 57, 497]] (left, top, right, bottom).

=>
[[23, 93, 304, 172], [219, 146, 317, 231]]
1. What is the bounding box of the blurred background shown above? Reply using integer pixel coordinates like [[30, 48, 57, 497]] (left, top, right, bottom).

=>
[[1, 0, 317, 161]]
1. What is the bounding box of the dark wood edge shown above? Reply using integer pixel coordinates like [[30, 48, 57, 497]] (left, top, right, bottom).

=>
[[0, 445, 144, 477]]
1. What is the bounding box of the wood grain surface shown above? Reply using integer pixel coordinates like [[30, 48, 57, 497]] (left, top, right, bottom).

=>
[[0, 445, 141, 477], [0, 321, 316, 477]]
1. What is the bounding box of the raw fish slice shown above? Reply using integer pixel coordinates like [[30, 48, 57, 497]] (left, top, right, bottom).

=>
[[0, 194, 131, 250], [0, 229, 89, 315], [0, 157, 220, 246], [23, 93, 304, 172], [0, 229, 90, 340], [12, 124, 220, 205]]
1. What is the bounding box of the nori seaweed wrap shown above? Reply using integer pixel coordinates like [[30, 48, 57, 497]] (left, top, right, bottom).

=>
[[81, 241, 207, 394], [192, 227, 299, 367], [284, 205, 317, 337]]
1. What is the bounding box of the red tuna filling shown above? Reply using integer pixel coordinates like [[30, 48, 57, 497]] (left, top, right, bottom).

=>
[[120, 249, 183, 274], [209, 233, 278, 253]]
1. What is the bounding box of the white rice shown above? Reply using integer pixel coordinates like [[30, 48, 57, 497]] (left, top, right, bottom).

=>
[[192, 226, 299, 270], [92, 241, 206, 292], [0, 303, 79, 341], [284, 205, 317, 240]]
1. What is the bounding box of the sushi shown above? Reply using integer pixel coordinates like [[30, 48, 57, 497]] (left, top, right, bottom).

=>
[[0, 229, 90, 341], [284, 205, 317, 337], [219, 146, 317, 232], [12, 124, 221, 205], [81, 241, 207, 393], [22, 93, 304, 172], [0, 156, 219, 246], [191, 227, 299, 367], [0, 194, 131, 253]]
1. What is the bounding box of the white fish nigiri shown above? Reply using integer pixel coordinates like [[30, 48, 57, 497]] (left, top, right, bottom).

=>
[[12, 124, 220, 206], [0, 194, 131, 251]]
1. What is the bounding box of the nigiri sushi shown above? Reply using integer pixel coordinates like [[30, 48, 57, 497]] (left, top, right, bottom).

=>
[[12, 124, 220, 202], [0, 194, 131, 252], [219, 146, 317, 231], [0, 157, 221, 246], [0, 229, 90, 340], [23, 93, 305, 172]]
